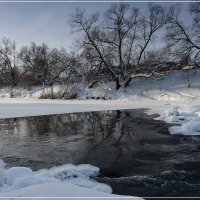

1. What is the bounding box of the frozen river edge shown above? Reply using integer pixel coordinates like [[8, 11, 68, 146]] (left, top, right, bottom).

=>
[[0, 99, 147, 199], [0, 98, 168, 119]]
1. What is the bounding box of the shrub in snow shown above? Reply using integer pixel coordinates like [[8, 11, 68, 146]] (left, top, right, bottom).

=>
[[31, 84, 79, 99], [0, 87, 28, 98], [83, 84, 112, 100]]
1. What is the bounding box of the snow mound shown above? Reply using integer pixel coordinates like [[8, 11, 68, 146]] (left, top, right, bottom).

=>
[[157, 106, 196, 123], [0, 162, 114, 196], [5, 167, 33, 186], [157, 105, 200, 136], [0, 161, 142, 199], [170, 120, 200, 136]]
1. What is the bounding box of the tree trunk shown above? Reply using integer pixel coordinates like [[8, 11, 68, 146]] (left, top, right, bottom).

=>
[[124, 78, 132, 88], [81, 75, 85, 89], [51, 85, 54, 99], [116, 78, 121, 90]]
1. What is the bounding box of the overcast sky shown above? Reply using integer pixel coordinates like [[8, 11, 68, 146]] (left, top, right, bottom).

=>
[[0, 1, 191, 50]]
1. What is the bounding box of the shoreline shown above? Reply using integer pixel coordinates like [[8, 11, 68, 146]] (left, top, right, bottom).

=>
[[0, 98, 171, 119]]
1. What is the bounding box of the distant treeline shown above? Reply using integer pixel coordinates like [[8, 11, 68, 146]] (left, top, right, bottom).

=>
[[0, 2, 199, 91]]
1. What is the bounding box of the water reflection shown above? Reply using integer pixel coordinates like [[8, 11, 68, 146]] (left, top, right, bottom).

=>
[[0, 109, 200, 196]]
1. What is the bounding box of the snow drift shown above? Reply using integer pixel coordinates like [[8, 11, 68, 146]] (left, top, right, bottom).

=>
[[0, 160, 141, 199], [157, 105, 200, 136]]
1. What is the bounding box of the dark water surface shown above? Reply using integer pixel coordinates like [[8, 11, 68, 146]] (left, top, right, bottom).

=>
[[0, 109, 200, 197]]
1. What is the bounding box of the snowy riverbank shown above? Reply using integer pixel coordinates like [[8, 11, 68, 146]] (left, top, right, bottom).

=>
[[0, 97, 200, 136], [0, 71, 200, 198], [0, 160, 141, 199], [1, 70, 200, 136]]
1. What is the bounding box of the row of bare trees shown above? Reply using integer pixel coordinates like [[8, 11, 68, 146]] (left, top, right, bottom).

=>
[[0, 2, 199, 92], [0, 39, 82, 88], [70, 2, 200, 90]]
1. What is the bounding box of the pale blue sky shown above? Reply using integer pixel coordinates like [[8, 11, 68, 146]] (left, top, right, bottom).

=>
[[0, 1, 191, 50]]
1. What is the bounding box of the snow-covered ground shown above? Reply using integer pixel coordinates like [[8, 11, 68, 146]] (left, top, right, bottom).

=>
[[0, 98, 167, 118], [1, 97, 200, 136], [0, 160, 140, 199], [0, 70, 200, 198], [0, 70, 200, 136]]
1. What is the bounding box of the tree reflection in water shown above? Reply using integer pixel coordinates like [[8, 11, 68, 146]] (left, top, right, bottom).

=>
[[0, 109, 198, 178], [0, 110, 200, 197]]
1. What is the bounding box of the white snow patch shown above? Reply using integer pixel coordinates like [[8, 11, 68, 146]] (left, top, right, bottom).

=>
[[157, 104, 200, 135], [183, 66, 194, 70], [0, 162, 141, 199], [1, 182, 140, 199], [169, 120, 200, 136], [0, 160, 6, 169], [5, 167, 33, 186]]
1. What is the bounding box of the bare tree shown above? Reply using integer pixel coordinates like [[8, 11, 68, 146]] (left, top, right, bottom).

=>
[[19, 43, 68, 87], [98, 3, 140, 88], [190, 2, 200, 31], [0, 38, 19, 86], [166, 3, 200, 65], [70, 3, 167, 90], [137, 4, 167, 66]]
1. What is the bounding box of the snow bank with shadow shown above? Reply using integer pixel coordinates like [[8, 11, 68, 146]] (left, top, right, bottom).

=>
[[156, 106, 200, 136], [0, 160, 141, 199]]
